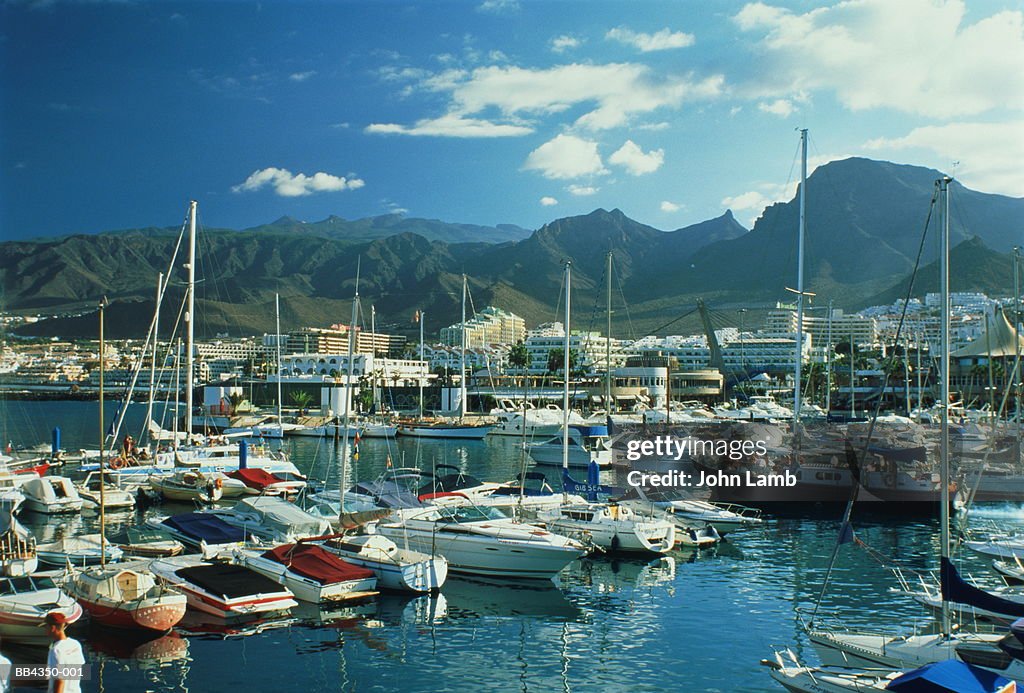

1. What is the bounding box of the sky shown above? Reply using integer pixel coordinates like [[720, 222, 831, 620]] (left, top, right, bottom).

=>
[[2, 0, 1023, 241]]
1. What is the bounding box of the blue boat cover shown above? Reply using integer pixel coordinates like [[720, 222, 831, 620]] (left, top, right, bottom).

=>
[[885, 660, 1013, 692], [569, 425, 608, 438], [941, 557, 1024, 618], [163, 513, 246, 544]]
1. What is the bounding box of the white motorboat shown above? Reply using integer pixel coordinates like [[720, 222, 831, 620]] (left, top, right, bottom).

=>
[[20, 476, 83, 514], [205, 496, 331, 543], [488, 401, 582, 437], [149, 554, 297, 620], [0, 574, 84, 644], [537, 502, 676, 555], [228, 543, 378, 603], [375, 505, 586, 580], [77, 472, 136, 510], [37, 533, 123, 567], [528, 425, 614, 469], [619, 486, 763, 535], [320, 534, 448, 593]]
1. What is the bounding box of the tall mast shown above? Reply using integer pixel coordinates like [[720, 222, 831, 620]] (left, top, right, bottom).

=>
[[825, 299, 833, 414], [605, 251, 613, 411], [419, 311, 425, 418], [460, 274, 467, 420], [185, 200, 197, 438], [145, 272, 163, 434], [1014, 246, 1021, 456], [562, 262, 572, 479], [339, 259, 360, 524], [275, 293, 283, 436], [98, 297, 107, 567], [794, 128, 808, 421], [939, 176, 952, 634]]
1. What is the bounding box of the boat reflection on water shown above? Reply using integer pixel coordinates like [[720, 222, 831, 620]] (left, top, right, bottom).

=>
[[175, 609, 296, 639], [441, 576, 580, 621], [568, 555, 678, 592], [86, 625, 189, 664]]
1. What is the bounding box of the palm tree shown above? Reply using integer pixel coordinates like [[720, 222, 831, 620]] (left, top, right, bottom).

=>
[[290, 390, 314, 416]]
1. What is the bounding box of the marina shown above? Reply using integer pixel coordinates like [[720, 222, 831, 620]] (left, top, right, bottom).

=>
[[0, 400, 1018, 691]]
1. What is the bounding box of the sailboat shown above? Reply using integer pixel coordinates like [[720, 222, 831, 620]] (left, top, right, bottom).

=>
[[314, 268, 449, 592], [65, 296, 188, 632], [799, 178, 1024, 677], [534, 261, 676, 555], [397, 275, 492, 439]]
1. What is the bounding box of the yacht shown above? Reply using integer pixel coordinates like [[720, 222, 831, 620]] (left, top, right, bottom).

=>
[[374, 505, 586, 580]]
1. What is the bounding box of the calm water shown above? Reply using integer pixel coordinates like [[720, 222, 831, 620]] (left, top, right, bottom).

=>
[[0, 400, 1016, 692]]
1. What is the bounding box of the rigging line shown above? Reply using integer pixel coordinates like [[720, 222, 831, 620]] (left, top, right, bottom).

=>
[[612, 260, 637, 342], [809, 182, 939, 625]]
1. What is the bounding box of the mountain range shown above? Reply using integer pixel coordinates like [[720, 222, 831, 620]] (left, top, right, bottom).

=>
[[2, 157, 1021, 341]]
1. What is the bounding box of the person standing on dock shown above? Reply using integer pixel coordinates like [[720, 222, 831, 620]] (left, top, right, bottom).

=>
[[44, 612, 84, 693]]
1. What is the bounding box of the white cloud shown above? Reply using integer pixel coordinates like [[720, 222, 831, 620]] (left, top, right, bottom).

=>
[[606, 26, 695, 52], [540, 196, 559, 206], [365, 114, 533, 138], [289, 71, 316, 82], [523, 134, 608, 180], [232, 167, 365, 197], [864, 121, 1024, 196], [661, 201, 681, 213], [477, 0, 519, 14], [609, 140, 664, 175], [721, 181, 796, 226], [733, 0, 1024, 117], [757, 98, 794, 117], [568, 184, 599, 196], [373, 62, 725, 136], [551, 35, 582, 53]]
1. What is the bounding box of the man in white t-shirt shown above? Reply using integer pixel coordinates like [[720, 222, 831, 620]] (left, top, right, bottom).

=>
[[45, 612, 85, 693]]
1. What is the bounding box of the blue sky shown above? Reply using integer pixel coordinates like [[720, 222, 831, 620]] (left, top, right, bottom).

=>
[[2, 0, 1022, 240]]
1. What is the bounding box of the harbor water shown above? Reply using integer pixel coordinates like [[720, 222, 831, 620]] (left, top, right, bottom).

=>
[[0, 400, 1013, 692]]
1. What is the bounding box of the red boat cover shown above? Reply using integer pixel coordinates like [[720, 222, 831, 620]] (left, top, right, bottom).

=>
[[226, 468, 281, 490], [261, 544, 374, 585]]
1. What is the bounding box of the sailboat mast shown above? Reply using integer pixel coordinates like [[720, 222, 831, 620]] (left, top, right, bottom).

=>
[[825, 299, 833, 414], [185, 201, 196, 439], [145, 272, 163, 439], [275, 293, 283, 435], [794, 128, 807, 421], [98, 297, 107, 568], [419, 311, 425, 418], [606, 252, 613, 411], [1014, 246, 1021, 455], [339, 260, 360, 524], [939, 176, 952, 634], [562, 262, 572, 476], [460, 274, 467, 420]]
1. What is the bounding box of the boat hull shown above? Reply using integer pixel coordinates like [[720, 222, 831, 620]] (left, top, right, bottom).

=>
[[397, 425, 491, 439], [376, 526, 583, 579], [78, 595, 187, 633]]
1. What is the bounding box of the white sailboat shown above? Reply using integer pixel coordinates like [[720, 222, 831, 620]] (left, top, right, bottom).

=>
[[535, 261, 675, 555], [802, 176, 1024, 676]]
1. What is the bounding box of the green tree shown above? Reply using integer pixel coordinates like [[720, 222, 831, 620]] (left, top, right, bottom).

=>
[[290, 390, 314, 415], [508, 341, 529, 385]]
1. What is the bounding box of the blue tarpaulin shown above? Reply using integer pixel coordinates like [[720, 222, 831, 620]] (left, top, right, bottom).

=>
[[163, 513, 245, 545], [886, 660, 1013, 692]]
